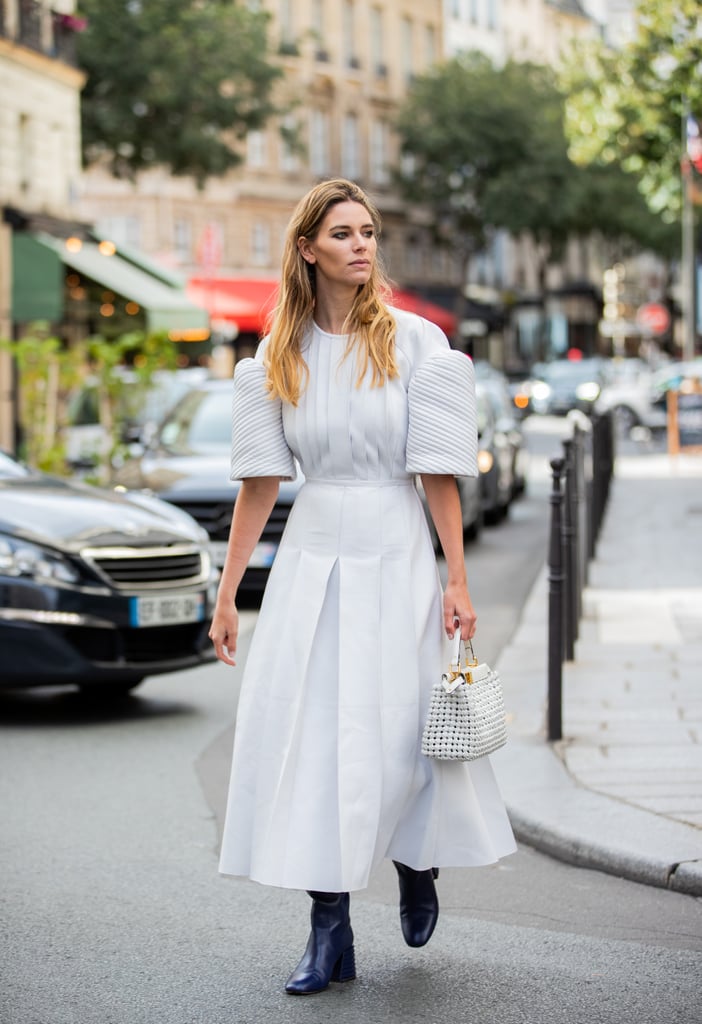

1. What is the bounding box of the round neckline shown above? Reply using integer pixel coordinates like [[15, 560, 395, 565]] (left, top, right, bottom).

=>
[[313, 321, 348, 340]]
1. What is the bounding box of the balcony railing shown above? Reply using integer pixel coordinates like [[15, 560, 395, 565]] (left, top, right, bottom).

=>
[[0, 0, 80, 68]]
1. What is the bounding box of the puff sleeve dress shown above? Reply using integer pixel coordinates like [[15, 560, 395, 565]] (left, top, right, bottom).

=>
[[219, 308, 516, 892]]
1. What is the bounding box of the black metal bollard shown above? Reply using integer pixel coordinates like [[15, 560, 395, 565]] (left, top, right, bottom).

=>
[[561, 439, 577, 663], [591, 411, 614, 548], [591, 414, 605, 550], [547, 457, 565, 742], [573, 423, 589, 610]]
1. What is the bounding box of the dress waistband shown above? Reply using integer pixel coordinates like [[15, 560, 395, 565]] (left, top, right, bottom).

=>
[[303, 477, 415, 488]]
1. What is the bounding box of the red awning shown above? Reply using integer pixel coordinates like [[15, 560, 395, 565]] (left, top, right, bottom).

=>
[[187, 277, 457, 338], [389, 289, 457, 336], [187, 277, 279, 334]]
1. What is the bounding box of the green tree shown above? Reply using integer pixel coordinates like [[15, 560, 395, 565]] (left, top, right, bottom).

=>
[[395, 54, 535, 276], [78, 0, 283, 182], [0, 329, 177, 480], [395, 53, 676, 294], [563, 0, 702, 218], [0, 330, 85, 473]]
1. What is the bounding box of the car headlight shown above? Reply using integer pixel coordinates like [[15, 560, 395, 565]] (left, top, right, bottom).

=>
[[531, 382, 552, 401], [0, 535, 80, 584], [477, 450, 494, 473], [575, 382, 601, 402]]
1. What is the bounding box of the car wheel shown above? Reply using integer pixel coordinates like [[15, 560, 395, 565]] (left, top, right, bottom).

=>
[[613, 404, 638, 436], [78, 677, 145, 699], [484, 505, 502, 526]]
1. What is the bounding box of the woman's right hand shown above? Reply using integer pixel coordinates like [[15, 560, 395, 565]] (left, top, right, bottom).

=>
[[208, 601, 239, 666]]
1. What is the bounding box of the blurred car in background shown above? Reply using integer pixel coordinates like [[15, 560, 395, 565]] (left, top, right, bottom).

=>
[[473, 362, 528, 498], [113, 380, 303, 603], [418, 469, 483, 552], [65, 366, 211, 469], [0, 450, 216, 695], [475, 384, 515, 523], [595, 358, 702, 435], [526, 358, 607, 417]]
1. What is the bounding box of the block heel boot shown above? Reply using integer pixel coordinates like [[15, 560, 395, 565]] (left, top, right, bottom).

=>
[[393, 862, 440, 948], [285, 891, 356, 995]]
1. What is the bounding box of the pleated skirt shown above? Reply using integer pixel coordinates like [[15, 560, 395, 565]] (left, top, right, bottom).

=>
[[218, 478, 516, 891]]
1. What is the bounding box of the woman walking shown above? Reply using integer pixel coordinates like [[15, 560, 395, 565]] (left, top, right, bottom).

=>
[[209, 178, 516, 994]]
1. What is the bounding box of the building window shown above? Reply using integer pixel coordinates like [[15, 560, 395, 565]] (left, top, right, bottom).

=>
[[370, 6, 386, 76], [342, 113, 361, 180], [280, 115, 299, 173], [96, 216, 142, 249], [486, 0, 498, 30], [309, 109, 331, 176], [174, 220, 192, 263], [470, 0, 479, 24], [311, 0, 328, 59], [399, 151, 416, 181], [424, 24, 436, 67], [401, 17, 413, 82], [343, 0, 359, 68], [279, 0, 297, 53], [251, 221, 270, 266], [18, 113, 31, 193], [369, 120, 389, 186], [247, 130, 267, 169]]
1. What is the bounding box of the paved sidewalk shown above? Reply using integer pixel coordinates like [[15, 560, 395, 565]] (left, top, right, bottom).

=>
[[492, 451, 702, 895]]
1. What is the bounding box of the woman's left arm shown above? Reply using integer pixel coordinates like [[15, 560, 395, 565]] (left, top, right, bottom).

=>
[[420, 473, 477, 641]]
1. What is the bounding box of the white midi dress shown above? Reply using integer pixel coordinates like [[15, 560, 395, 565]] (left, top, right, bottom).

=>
[[219, 308, 516, 892]]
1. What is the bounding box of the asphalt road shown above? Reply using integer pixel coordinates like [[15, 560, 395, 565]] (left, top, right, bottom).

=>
[[1, 419, 700, 1023]]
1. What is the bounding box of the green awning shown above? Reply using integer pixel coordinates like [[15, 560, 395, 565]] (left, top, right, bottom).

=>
[[108, 240, 188, 289], [11, 233, 64, 322], [12, 232, 209, 334]]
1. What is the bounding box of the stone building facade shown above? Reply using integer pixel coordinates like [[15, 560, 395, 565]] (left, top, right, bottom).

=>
[[0, 0, 85, 449]]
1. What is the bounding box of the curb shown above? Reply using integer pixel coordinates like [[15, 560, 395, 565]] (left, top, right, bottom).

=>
[[508, 806, 702, 897], [492, 738, 702, 897]]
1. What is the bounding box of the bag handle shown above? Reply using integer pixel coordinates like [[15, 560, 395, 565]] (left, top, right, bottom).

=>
[[450, 620, 478, 670]]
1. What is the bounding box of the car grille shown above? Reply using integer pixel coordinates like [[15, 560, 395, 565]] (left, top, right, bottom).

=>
[[83, 545, 207, 590], [170, 501, 233, 541], [170, 499, 291, 543], [65, 622, 208, 664]]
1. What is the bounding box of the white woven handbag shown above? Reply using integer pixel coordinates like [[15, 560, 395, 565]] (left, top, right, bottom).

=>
[[421, 629, 507, 762]]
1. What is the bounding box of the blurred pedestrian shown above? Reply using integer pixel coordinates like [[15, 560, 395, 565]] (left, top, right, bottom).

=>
[[209, 178, 515, 995]]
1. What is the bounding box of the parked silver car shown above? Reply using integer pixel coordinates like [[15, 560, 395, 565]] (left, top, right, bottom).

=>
[[595, 359, 702, 435], [113, 380, 304, 603]]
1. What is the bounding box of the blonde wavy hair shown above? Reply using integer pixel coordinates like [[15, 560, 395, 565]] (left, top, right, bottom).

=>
[[264, 178, 398, 405]]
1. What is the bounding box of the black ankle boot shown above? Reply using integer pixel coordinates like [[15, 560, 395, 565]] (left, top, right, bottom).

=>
[[285, 891, 356, 995], [393, 862, 440, 948]]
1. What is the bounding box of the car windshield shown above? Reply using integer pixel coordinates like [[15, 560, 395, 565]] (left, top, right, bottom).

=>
[[158, 388, 232, 454], [0, 452, 31, 479], [67, 367, 210, 430], [540, 360, 602, 383]]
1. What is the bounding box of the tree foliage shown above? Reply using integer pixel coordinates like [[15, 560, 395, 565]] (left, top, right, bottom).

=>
[[395, 54, 543, 263], [0, 329, 177, 479], [394, 52, 676, 282], [77, 0, 283, 182], [562, 0, 702, 218]]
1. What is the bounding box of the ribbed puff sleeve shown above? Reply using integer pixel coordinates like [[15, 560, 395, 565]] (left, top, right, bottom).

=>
[[405, 349, 479, 477], [230, 358, 296, 481]]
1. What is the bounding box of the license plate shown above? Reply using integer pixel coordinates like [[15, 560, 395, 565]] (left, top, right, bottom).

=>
[[210, 541, 278, 569], [129, 592, 206, 628]]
